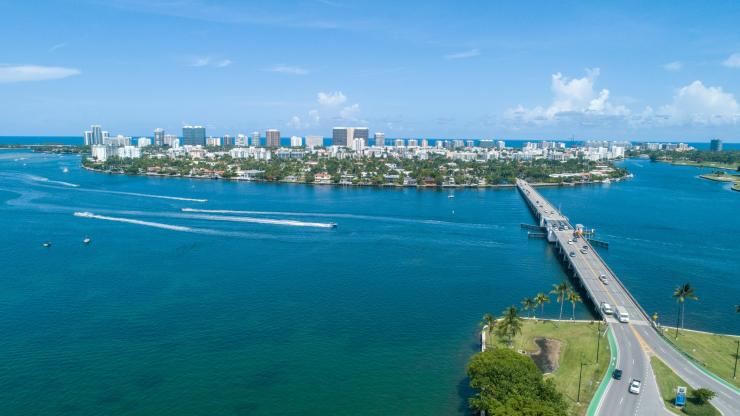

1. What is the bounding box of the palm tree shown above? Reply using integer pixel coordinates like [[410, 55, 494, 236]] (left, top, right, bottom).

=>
[[521, 297, 536, 319], [672, 282, 698, 339], [535, 292, 550, 318], [496, 306, 523, 347], [481, 313, 496, 340], [551, 281, 569, 321], [567, 290, 582, 321]]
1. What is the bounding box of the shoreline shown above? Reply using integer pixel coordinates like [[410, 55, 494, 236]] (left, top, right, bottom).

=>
[[81, 165, 630, 190]]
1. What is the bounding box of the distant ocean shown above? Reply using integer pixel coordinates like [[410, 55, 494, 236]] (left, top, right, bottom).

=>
[[1, 136, 738, 150]]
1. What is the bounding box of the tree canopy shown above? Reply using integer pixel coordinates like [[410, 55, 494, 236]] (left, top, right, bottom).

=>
[[467, 348, 567, 416]]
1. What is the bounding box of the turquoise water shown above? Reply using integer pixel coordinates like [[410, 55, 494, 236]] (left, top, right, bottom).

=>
[[0, 150, 737, 415]]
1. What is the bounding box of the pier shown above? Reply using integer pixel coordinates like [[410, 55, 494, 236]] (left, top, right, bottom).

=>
[[516, 178, 740, 415]]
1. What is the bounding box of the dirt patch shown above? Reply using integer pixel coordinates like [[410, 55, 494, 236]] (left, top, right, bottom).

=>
[[527, 338, 562, 374]]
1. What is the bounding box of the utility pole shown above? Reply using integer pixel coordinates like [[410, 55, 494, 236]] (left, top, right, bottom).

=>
[[596, 321, 602, 363], [577, 358, 585, 403], [733, 339, 739, 379]]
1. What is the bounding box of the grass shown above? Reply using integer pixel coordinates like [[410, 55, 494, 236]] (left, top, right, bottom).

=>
[[650, 357, 721, 416], [486, 319, 610, 415], [698, 173, 740, 182], [670, 160, 739, 170], [658, 327, 740, 388]]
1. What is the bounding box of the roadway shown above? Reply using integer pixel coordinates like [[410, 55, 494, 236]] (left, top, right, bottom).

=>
[[516, 179, 739, 416]]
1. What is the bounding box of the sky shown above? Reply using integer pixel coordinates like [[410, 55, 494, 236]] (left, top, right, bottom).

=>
[[1, 0, 740, 141]]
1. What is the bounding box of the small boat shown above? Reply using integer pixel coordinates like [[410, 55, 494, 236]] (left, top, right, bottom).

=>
[[62, 167, 69, 173], [329, 223, 338, 229], [448, 194, 455, 199], [83, 237, 91, 244], [42, 241, 51, 248]]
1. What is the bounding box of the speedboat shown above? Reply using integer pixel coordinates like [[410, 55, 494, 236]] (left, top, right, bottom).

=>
[[83, 237, 91, 244], [62, 167, 69, 173], [42, 241, 51, 248], [448, 194, 455, 198]]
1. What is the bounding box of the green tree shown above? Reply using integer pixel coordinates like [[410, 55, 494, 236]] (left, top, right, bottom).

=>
[[481, 313, 496, 341], [467, 348, 567, 416], [673, 282, 698, 339], [535, 292, 550, 318], [692, 388, 716, 404], [496, 306, 523, 348], [567, 290, 582, 321], [551, 281, 569, 321], [521, 297, 536, 319]]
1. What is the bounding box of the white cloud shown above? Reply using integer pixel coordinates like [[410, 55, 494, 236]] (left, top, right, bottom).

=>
[[190, 57, 211, 67], [722, 53, 740, 68], [663, 61, 683, 71], [216, 59, 232, 67], [317, 91, 347, 106], [444, 48, 480, 60], [287, 115, 303, 128], [658, 80, 740, 125], [48, 42, 67, 53], [504, 68, 629, 125], [269, 64, 309, 75], [339, 103, 361, 120], [0, 65, 80, 83], [308, 109, 320, 123]]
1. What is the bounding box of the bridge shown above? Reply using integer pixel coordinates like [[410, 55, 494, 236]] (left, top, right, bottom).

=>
[[516, 179, 739, 416]]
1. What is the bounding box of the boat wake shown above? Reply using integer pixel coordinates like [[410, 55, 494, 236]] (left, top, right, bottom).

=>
[[93, 190, 207, 202], [23, 174, 79, 188], [178, 213, 337, 229], [74, 211, 192, 232]]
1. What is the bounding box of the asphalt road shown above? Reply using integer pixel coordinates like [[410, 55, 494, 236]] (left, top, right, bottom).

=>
[[516, 179, 739, 415]]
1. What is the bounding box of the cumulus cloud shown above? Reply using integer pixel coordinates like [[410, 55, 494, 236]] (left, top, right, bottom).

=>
[[190, 57, 232, 68], [663, 61, 683, 71], [504, 68, 629, 125], [658, 80, 740, 125], [190, 57, 211, 67], [308, 109, 320, 123], [444, 48, 480, 60], [287, 115, 304, 128], [216, 59, 232, 67], [722, 53, 740, 68], [269, 64, 309, 75], [339, 103, 361, 120], [317, 91, 347, 106], [0, 65, 80, 83]]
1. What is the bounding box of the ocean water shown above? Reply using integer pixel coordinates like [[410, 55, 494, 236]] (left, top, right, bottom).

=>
[[0, 149, 737, 415]]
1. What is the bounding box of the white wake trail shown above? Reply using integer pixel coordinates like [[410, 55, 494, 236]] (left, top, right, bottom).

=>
[[179, 213, 337, 229], [74, 212, 192, 232]]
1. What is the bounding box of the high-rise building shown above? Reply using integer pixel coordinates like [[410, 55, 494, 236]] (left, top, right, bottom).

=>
[[84, 125, 104, 145], [223, 135, 234, 146], [154, 128, 165, 146], [374, 132, 385, 146], [290, 136, 303, 147], [333, 127, 351, 147], [236, 134, 248, 146], [266, 129, 281, 147], [102, 131, 110, 142], [305, 135, 323, 148], [163, 134, 179, 147], [251, 131, 261, 147], [206, 137, 221, 147], [351, 137, 365, 152], [710, 139, 723, 152], [183, 125, 206, 146], [354, 127, 369, 142], [138, 137, 152, 147]]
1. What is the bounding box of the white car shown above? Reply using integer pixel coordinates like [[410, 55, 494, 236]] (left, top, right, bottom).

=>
[[599, 274, 609, 285], [568, 241, 574, 245], [601, 303, 613, 315], [629, 379, 642, 394]]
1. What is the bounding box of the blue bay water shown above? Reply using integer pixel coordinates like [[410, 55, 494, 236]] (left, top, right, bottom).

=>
[[0, 149, 737, 415]]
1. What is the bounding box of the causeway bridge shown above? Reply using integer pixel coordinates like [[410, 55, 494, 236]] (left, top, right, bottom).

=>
[[516, 179, 739, 416]]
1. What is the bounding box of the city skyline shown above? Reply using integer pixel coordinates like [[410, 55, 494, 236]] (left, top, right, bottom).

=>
[[2, 1, 740, 141]]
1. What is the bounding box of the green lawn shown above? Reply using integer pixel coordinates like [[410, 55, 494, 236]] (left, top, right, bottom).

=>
[[650, 357, 720, 416], [671, 160, 739, 170], [698, 173, 740, 182], [658, 327, 740, 388], [486, 319, 610, 415]]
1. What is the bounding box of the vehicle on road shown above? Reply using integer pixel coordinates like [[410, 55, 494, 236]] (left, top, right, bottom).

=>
[[629, 379, 642, 394], [601, 302, 613, 315], [599, 273, 609, 284], [569, 251, 576, 257], [612, 369, 623, 380], [580, 249, 588, 254], [568, 240, 574, 245], [615, 306, 630, 323], [582, 245, 588, 250]]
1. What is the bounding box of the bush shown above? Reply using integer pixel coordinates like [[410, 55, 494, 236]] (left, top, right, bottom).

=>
[[692, 388, 715, 404]]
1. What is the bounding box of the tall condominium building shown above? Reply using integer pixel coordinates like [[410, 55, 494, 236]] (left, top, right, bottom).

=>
[[290, 136, 303, 147], [235, 134, 248, 146], [154, 128, 165, 146], [223, 135, 234, 146], [182, 125, 206, 146], [354, 127, 369, 142], [374, 132, 385, 146], [251, 131, 261, 147], [266, 129, 281, 147], [137, 137, 152, 147], [84, 124, 104, 145], [163, 134, 179, 147], [710, 139, 723, 152], [305, 135, 323, 148], [332, 127, 352, 147]]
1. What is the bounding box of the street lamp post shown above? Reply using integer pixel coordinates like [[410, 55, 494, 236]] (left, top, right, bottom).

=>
[[596, 321, 602, 363], [733, 339, 739, 379], [577, 359, 585, 403]]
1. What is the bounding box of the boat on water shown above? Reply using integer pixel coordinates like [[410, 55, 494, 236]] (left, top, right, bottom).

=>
[[42, 241, 51, 247], [62, 167, 69, 173], [448, 194, 455, 198], [74, 212, 95, 218], [83, 237, 91, 244], [329, 223, 338, 228]]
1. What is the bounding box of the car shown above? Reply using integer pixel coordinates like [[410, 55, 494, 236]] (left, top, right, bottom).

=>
[[582, 245, 589, 250], [629, 379, 642, 394], [567, 241, 574, 245], [601, 302, 613, 315], [612, 369, 622, 380], [569, 251, 576, 257], [599, 274, 609, 285], [580, 249, 588, 254]]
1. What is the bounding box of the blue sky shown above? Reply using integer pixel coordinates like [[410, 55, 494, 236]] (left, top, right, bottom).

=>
[[2, 0, 740, 141]]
